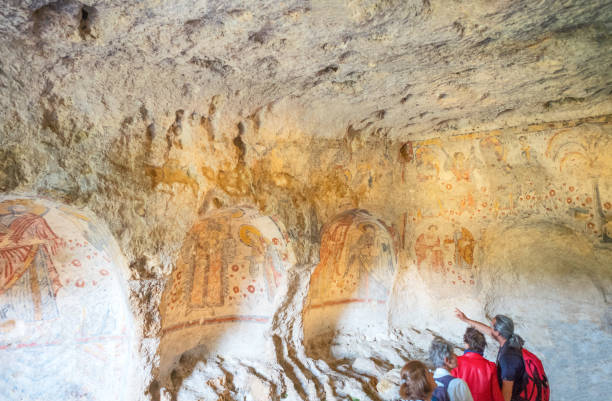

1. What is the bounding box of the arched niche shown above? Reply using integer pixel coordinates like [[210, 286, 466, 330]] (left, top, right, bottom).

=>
[[303, 209, 397, 358], [159, 207, 295, 379], [478, 222, 609, 335], [473, 222, 610, 401], [0, 197, 135, 401]]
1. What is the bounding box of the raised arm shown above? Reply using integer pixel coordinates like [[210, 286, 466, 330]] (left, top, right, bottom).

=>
[[454, 308, 494, 337]]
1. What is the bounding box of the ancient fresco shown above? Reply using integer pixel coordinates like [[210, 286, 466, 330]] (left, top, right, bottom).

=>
[[394, 120, 612, 287], [0, 197, 134, 401], [159, 206, 294, 364], [307, 209, 397, 309], [413, 222, 478, 287], [0, 200, 63, 321], [303, 209, 397, 358]]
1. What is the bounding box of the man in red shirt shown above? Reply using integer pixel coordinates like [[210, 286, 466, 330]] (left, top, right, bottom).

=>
[[452, 327, 504, 401]]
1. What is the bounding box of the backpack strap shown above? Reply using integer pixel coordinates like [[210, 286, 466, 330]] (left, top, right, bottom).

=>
[[432, 375, 453, 401], [435, 374, 455, 391]]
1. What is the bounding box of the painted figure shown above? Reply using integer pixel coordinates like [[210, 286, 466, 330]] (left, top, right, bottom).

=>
[[345, 224, 377, 295], [454, 227, 475, 269], [441, 145, 480, 182], [415, 224, 444, 272], [310, 211, 396, 304], [450, 151, 471, 181], [240, 224, 285, 301], [188, 218, 234, 308], [0, 200, 64, 321], [416, 146, 441, 182], [310, 214, 353, 300], [518, 135, 535, 164], [480, 136, 510, 171], [366, 229, 396, 300]]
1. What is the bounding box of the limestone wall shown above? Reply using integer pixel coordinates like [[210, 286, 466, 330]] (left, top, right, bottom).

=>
[[1, 111, 611, 400], [143, 116, 610, 400]]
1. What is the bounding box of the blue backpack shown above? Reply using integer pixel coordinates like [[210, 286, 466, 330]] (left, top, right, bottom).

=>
[[432, 374, 453, 401]]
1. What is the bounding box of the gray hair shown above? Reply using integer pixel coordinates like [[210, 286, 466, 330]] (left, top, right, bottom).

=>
[[494, 314, 524, 349], [429, 338, 454, 368]]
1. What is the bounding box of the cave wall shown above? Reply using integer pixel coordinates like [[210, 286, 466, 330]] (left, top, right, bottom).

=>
[[1, 110, 611, 400], [1, 94, 611, 401]]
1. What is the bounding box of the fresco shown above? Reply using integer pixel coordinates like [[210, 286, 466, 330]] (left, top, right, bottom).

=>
[[397, 119, 612, 284], [0, 197, 134, 401], [479, 135, 511, 171], [303, 209, 396, 357], [415, 144, 443, 182], [413, 222, 478, 287], [545, 127, 612, 174], [159, 207, 294, 368], [307, 209, 396, 309]]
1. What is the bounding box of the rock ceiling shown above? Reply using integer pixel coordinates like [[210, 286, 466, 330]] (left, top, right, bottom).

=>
[[1, 0, 611, 140]]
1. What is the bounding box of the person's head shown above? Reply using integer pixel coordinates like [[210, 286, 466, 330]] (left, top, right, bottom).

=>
[[463, 327, 486, 354], [429, 337, 457, 370], [492, 314, 524, 348], [399, 360, 436, 401]]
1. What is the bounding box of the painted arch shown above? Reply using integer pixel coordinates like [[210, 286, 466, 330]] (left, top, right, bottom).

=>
[[304, 209, 397, 357], [0, 197, 135, 401], [159, 207, 295, 377]]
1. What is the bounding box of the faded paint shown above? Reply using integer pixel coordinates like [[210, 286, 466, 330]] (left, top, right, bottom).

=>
[[0, 197, 134, 401], [159, 206, 295, 379]]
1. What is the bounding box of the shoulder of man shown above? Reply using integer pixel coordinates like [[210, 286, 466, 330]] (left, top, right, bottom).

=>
[[499, 345, 523, 363], [498, 348, 525, 381]]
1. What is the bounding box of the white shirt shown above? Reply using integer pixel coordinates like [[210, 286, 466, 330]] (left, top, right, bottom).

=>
[[433, 368, 474, 401]]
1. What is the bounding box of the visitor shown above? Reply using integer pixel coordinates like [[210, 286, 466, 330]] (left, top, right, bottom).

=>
[[429, 338, 474, 401], [455, 309, 525, 401], [451, 327, 504, 401], [398, 360, 437, 401]]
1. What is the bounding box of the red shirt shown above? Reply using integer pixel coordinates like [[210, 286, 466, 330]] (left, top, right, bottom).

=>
[[452, 351, 504, 401]]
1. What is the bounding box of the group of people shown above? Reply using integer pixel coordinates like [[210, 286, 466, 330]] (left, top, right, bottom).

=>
[[398, 308, 530, 401]]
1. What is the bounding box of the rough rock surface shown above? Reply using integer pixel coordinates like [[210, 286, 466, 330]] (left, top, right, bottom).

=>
[[1, 1, 612, 400]]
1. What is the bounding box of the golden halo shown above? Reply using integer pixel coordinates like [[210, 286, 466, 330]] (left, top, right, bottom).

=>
[[357, 222, 376, 232], [239, 224, 263, 247], [0, 199, 47, 216]]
